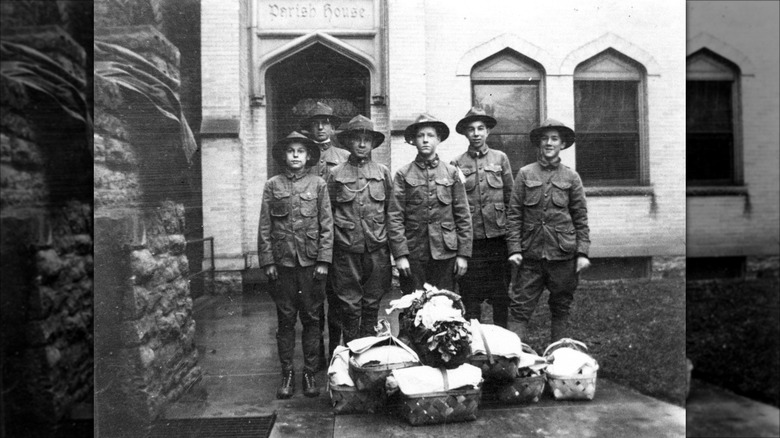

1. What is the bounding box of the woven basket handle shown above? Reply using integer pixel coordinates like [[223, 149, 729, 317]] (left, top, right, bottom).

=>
[[439, 368, 450, 391], [473, 322, 495, 365]]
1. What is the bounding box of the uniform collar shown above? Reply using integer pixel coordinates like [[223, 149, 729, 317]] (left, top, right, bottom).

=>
[[284, 168, 308, 180], [414, 154, 440, 169], [537, 153, 561, 169], [467, 145, 489, 158], [314, 139, 331, 151], [348, 154, 371, 166]]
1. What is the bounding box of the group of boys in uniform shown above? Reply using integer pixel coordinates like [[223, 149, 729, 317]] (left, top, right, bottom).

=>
[[257, 102, 590, 399]]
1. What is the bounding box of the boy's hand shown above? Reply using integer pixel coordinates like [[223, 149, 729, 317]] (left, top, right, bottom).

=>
[[576, 256, 591, 273], [395, 256, 411, 277], [454, 256, 468, 278], [264, 264, 278, 281], [314, 262, 329, 280], [508, 253, 523, 266]]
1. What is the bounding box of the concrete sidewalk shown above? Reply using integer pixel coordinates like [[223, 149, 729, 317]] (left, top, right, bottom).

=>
[[686, 379, 779, 437], [160, 292, 771, 437]]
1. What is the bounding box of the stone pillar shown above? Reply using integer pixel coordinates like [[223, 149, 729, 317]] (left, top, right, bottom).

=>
[[94, 22, 202, 436], [1, 8, 93, 435]]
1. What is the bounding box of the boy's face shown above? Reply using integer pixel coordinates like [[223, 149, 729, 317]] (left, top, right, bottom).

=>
[[347, 132, 373, 159], [538, 128, 564, 160], [465, 121, 489, 150], [285, 142, 310, 171], [308, 117, 334, 142], [413, 126, 440, 158]]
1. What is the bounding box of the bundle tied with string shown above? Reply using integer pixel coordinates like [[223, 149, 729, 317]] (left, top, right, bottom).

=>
[[387, 284, 472, 369]]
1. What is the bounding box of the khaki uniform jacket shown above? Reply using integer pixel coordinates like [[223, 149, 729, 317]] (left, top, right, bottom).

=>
[[308, 140, 350, 180], [452, 147, 514, 240], [258, 171, 334, 268], [506, 159, 590, 260], [327, 156, 393, 253], [388, 155, 473, 261]]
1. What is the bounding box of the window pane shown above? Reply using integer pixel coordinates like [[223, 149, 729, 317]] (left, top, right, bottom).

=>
[[575, 81, 638, 132], [687, 133, 734, 183], [473, 83, 539, 135], [487, 134, 536, 173], [687, 81, 732, 132], [574, 81, 640, 185], [576, 133, 640, 185]]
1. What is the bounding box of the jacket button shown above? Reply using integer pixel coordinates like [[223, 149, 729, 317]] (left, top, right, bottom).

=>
[[544, 194, 548, 197]]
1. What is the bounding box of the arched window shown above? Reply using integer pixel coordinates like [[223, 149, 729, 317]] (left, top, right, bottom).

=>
[[471, 49, 545, 172], [686, 49, 741, 185], [574, 49, 648, 186]]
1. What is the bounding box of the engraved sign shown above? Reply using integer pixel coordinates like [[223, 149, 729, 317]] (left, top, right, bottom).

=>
[[259, 0, 375, 30]]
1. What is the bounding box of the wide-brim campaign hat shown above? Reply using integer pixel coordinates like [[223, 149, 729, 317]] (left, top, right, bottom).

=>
[[455, 106, 497, 134], [272, 131, 321, 166], [335, 115, 386, 148], [298, 101, 342, 130], [404, 113, 450, 144], [529, 118, 576, 149]]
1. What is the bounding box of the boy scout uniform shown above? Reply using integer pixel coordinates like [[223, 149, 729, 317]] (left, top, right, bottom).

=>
[[299, 102, 349, 366], [451, 107, 514, 327], [327, 115, 393, 343], [301, 102, 350, 180], [506, 119, 590, 342], [388, 114, 473, 294], [258, 132, 334, 380]]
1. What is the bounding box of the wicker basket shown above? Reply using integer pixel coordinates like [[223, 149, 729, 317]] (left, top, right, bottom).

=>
[[397, 387, 482, 426], [329, 384, 385, 414], [495, 374, 546, 404], [546, 370, 597, 400], [348, 357, 419, 391], [468, 323, 521, 382]]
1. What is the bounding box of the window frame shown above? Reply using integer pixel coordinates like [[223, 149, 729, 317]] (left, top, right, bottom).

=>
[[573, 49, 650, 187], [470, 49, 546, 171], [686, 49, 743, 187]]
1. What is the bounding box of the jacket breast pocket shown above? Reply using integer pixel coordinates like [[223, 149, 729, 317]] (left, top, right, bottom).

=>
[[334, 175, 358, 203], [523, 180, 543, 206], [435, 177, 454, 205], [300, 191, 318, 217], [368, 180, 386, 202], [441, 222, 457, 251], [555, 224, 576, 253], [485, 165, 504, 189], [461, 167, 477, 192], [405, 178, 425, 205], [270, 202, 289, 217], [551, 180, 571, 208]]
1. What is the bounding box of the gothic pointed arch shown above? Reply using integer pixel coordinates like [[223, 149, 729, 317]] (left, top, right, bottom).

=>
[[687, 32, 755, 76], [456, 33, 555, 76], [561, 33, 659, 76], [253, 32, 380, 104]]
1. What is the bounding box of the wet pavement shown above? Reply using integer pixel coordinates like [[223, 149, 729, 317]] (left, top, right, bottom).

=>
[[161, 291, 777, 437]]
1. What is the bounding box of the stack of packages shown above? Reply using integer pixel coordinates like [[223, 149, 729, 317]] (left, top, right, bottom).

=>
[[328, 320, 420, 414], [542, 338, 599, 400], [468, 320, 548, 404], [385, 284, 483, 425]]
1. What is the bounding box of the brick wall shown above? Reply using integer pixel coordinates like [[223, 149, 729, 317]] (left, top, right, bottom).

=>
[[687, 1, 780, 258], [201, 0, 687, 271]]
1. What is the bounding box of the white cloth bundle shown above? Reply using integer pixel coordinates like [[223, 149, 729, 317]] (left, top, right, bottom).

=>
[[388, 364, 482, 396], [347, 334, 420, 364], [328, 345, 355, 387], [469, 320, 548, 371], [546, 347, 599, 376]]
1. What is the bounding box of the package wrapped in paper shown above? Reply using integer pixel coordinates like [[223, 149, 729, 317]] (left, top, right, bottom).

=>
[[328, 345, 354, 387], [387, 363, 482, 396]]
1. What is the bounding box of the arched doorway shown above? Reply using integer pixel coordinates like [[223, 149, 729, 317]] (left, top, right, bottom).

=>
[[266, 43, 370, 175]]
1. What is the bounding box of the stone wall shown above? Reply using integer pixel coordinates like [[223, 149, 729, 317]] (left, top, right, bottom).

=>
[[94, 5, 202, 435], [1, 2, 93, 435]]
